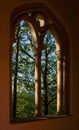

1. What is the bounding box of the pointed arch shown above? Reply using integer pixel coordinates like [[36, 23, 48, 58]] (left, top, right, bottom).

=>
[[10, 2, 70, 122]]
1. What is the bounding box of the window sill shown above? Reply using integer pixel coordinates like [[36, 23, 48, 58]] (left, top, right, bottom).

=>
[[10, 114, 72, 124]]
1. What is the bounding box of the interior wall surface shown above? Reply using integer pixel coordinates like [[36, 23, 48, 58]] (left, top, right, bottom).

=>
[[0, 0, 78, 130]]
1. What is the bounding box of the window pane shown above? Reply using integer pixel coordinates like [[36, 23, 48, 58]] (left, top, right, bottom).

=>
[[12, 20, 35, 119], [41, 31, 57, 115]]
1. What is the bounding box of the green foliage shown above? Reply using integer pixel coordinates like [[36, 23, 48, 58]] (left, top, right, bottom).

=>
[[16, 87, 35, 118], [12, 20, 57, 119]]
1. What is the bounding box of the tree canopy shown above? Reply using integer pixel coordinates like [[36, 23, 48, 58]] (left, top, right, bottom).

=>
[[12, 20, 57, 119]]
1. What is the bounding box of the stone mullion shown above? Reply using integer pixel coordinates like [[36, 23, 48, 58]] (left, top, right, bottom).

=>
[[35, 47, 42, 117]]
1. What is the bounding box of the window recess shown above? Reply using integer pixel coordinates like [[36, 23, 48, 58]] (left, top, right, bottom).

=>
[[10, 6, 70, 122]]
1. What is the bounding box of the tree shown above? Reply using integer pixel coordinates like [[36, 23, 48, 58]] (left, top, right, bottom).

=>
[[41, 31, 57, 115], [12, 20, 35, 118], [12, 20, 57, 118]]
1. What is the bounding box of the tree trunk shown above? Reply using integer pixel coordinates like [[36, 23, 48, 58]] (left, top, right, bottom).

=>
[[43, 48, 48, 115], [12, 27, 20, 118]]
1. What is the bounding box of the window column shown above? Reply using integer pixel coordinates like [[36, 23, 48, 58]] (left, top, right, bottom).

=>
[[35, 48, 41, 117], [56, 50, 64, 114], [34, 40, 44, 117]]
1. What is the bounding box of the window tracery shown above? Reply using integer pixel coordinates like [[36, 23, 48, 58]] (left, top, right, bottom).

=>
[[10, 4, 69, 122]]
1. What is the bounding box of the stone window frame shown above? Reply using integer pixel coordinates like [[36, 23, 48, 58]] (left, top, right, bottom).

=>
[[10, 2, 70, 123]]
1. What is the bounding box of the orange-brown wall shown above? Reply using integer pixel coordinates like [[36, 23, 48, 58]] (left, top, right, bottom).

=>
[[0, 0, 78, 130]]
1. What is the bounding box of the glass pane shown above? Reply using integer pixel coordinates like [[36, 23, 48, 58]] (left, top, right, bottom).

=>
[[41, 31, 57, 115], [12, 20, 35, 119]]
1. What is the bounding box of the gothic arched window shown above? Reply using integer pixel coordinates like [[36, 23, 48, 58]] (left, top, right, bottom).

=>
[[10, 3, 70, 122]]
